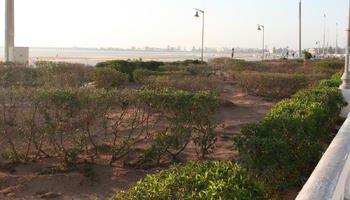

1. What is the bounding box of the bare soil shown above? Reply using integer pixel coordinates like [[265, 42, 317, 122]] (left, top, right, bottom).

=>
[[0, 81, 278, 200]]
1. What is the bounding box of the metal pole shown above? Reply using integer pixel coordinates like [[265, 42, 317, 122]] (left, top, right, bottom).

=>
[[299, 0, 302, 57], [5, 0, 14, 62], [201, 11, 204, 62], [323, 14, 326, 57], [262, 27, 265, 60], [340, 0, 350, 89], [336, 22, 339, 54]]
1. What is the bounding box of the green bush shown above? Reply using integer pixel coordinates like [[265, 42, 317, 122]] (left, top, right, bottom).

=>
[[95, 60, 137, 81], [95, 60, 164, 81], [234, 74, 347, 195], [110, 161, 263, 200], [319, 72, 342, 88], [92, 67, 128, 89]]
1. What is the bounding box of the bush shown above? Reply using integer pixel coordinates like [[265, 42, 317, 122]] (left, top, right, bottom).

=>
[[110, 161, 263, 200], [95, 60, 137, 81], [133, 68, 159, 83], [92, 67, 128, 89], [35, 61, 93, 88], [143, 75, 223, 93], [167, 59, 206, 66], [235, 72, 309, 99], [316, 59, 344, 69], [319, 72, 342, 88], [0, 87, 222, 168], [234, 74, 347, 195], [95, 60, 164, 81]]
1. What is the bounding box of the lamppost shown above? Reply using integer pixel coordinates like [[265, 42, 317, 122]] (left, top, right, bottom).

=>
[[299, 0, 302, 58], [336, 22, 339, 55], [340, 1, 350, 89], [194, 8, 204, 62], [323, 14, 326, 57], [257, 24, 265, 60]]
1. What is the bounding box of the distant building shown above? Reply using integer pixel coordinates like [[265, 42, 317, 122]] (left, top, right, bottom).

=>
[[308, 48, 317, 55]]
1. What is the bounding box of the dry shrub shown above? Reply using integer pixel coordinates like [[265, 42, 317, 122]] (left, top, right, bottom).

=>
[[210, 57, 343, 76], [235, 72, 316, 99], [143, 75, 223, 93], [92, 67, 128, 89], [35, 61, 93, 88]]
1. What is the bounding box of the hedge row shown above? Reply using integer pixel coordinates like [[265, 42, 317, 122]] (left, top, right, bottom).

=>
[[0, 88, 221, 167], [234, 74, 347, 195], [0, 61, 93, 88]]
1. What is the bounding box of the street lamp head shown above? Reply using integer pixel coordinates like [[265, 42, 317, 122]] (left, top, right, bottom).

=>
[[194, 11, 199, 18], [257, 26, 261, 31]]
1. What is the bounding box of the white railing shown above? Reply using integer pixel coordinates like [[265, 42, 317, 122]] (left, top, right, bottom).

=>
[[296, 113, 350, 200]]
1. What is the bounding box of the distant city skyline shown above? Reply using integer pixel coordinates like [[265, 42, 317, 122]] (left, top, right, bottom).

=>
[[0, 0, 348, 51]]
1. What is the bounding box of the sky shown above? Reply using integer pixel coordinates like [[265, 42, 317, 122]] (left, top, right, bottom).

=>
[[0, 0, 348, 50]]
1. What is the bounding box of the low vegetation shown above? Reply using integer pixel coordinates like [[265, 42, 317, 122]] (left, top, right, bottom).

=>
[[0, 58, 346, 199], [234, 74, 346, 197], [110, 161, 263, 200]]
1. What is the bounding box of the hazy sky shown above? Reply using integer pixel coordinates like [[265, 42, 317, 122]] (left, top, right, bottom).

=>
[[0, 0, 348, 50]]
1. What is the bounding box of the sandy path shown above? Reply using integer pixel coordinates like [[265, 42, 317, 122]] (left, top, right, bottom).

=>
[[0, 81, 276, 200]]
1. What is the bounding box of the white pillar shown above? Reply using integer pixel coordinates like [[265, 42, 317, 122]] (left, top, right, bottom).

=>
[[5, 0, 14, 62], [340, 0, 350, 90]]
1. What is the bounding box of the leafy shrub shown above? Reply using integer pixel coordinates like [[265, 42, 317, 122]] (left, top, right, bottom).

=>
[[234, 74, 347, 195], [0, 86, 222, 168], [140, 90, 221, 163], [137, 60, 164, 71], [95, 60, 164, 81], [92, 67, 128, 89], [95, 60, 138, 81], [292, 86, 347, 124], [319, 72, 342, 88], [235, 72, 309, 99], [110, 161, 263, 200]]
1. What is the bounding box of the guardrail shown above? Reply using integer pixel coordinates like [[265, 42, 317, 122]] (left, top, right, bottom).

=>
[[296, 113, 350, 200]]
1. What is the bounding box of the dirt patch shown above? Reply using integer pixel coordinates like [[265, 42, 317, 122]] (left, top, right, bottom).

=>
[[0, 81, 276, 200]]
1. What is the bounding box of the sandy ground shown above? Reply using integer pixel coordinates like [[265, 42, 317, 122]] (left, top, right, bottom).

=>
[[0, 81, 278, 200]]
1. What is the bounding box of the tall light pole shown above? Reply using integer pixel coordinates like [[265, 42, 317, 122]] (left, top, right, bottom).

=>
[[299, 0, 302, 58], [5, 0, 14, 62], [323, 14, 326, 57], [340, 0, 350, 89], [336, 22, 339, 54], [194, 8, 205, 62], [258, 24, 265, 60]]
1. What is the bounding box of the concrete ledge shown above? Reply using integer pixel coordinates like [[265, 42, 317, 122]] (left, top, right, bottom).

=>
[[296, 115, 350, 200]]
